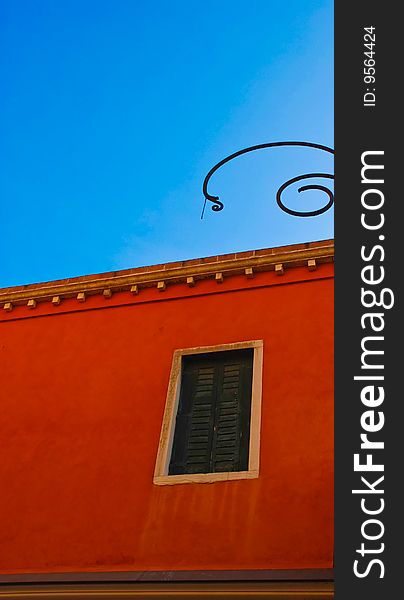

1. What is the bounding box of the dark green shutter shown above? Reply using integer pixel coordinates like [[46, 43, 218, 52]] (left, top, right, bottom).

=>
[[169, 349, 253, 475]]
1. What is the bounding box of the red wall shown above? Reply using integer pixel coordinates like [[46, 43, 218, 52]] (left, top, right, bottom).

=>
[[0, 265, 334, 574]]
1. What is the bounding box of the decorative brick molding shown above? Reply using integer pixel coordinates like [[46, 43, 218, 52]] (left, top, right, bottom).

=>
[[0, 240, 333, 310]]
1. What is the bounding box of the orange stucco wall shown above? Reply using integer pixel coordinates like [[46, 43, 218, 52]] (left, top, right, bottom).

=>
[[0, 264, 333, 574]]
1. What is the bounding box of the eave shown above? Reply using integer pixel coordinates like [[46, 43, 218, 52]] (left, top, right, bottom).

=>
[[0, 240, 333, 310]]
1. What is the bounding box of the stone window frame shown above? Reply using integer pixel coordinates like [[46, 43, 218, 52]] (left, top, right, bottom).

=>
[[153, 340, 263, 486]]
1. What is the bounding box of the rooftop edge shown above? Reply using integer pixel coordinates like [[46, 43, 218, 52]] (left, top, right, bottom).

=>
[[1, 239, 334, 308]]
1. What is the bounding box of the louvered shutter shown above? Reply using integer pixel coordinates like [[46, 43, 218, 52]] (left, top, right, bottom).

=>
[[211, 352, 253, 472], [169, 349, 253, 475]]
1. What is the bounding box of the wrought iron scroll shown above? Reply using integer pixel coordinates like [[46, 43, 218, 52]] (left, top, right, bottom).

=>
[[202, 141, 334, 218]]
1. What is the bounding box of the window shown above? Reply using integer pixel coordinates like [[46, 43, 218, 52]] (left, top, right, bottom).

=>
[[169, 349, 253, 475], [154, 341, 263, 485]]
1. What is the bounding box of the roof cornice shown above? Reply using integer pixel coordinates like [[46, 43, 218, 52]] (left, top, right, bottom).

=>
[[1, 240, 333, 309]]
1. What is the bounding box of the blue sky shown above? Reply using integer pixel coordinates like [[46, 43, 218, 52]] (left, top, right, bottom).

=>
[[0, 0, 333, 287]]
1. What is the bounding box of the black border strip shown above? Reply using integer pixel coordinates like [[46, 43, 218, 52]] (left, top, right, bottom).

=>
[[335, 1, 399, 598]]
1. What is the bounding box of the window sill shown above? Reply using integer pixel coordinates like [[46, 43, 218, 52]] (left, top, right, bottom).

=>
[[153, 469, 259, 486]]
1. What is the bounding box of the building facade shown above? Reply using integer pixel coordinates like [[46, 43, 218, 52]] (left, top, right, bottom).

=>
[[0, 240, 334, 598]]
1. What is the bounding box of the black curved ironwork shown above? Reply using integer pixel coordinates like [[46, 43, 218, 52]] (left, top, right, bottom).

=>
[[202, 141, 334, 218]]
